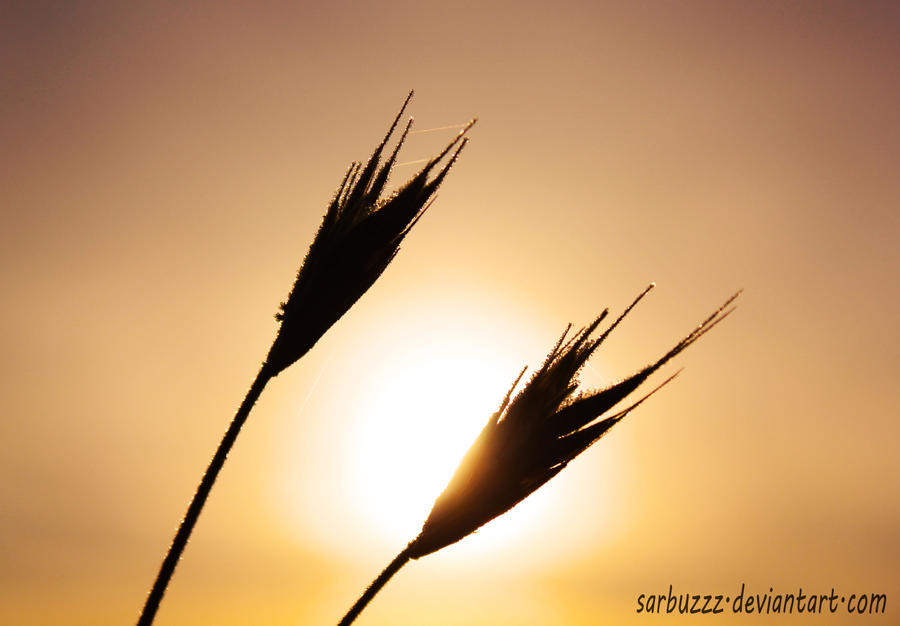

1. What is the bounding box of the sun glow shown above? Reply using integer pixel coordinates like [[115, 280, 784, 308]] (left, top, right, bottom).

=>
[[347, 330, 536, 549], [274, 296, 630, 568]]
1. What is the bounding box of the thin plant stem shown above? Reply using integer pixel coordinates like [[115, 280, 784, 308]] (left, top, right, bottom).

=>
[[338, 546, 413, 626], [137, 363, 275, 626]]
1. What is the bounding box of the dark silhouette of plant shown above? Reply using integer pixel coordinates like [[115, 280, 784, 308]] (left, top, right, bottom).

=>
[[338, 285, 740, 625], [137, 92, 474, 626]]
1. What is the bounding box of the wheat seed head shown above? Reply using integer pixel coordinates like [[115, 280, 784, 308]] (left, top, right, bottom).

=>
[[265, 92, 475, 375], [407, 286, 740, 559]]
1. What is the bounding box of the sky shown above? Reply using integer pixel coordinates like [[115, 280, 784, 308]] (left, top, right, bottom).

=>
[[1, 1, 898, 624]]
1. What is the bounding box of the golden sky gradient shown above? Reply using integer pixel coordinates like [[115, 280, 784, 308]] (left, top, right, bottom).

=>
[[2, 1, 898, 624]]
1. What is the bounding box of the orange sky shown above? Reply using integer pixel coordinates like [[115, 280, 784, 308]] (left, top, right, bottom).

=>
[[2, 2, 898, 624]]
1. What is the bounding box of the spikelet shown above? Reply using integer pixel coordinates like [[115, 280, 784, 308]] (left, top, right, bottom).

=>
[[265, 91, 475, 375], [407, 286, 741, 558]]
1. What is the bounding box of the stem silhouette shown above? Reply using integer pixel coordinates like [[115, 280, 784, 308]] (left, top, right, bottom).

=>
[[338, 547, 412, 626], [138, 364, 274, 626]]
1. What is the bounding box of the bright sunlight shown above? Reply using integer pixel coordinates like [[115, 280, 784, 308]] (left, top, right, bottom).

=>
[[275, 293, 629, 570], [347, 321, 542, 548]]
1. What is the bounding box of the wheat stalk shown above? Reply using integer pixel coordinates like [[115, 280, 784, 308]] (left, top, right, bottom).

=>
[[338, 285, 740, 625], [137, 92, 474, 626]]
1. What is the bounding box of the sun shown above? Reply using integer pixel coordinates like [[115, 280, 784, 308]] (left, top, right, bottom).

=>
[[324, 296, 608, 562], [273, 297, 628, 568], [347, 333, 527, 547]]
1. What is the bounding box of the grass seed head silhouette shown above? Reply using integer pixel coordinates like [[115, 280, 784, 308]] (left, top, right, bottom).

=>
[[339, 286, 740, 624], [407, 285, 740, 558], [266, 91, 475, 375], [138, 92, 474, 626]]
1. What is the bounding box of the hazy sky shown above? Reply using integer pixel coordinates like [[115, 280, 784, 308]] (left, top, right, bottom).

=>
[[2, 1, 898, 624]]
